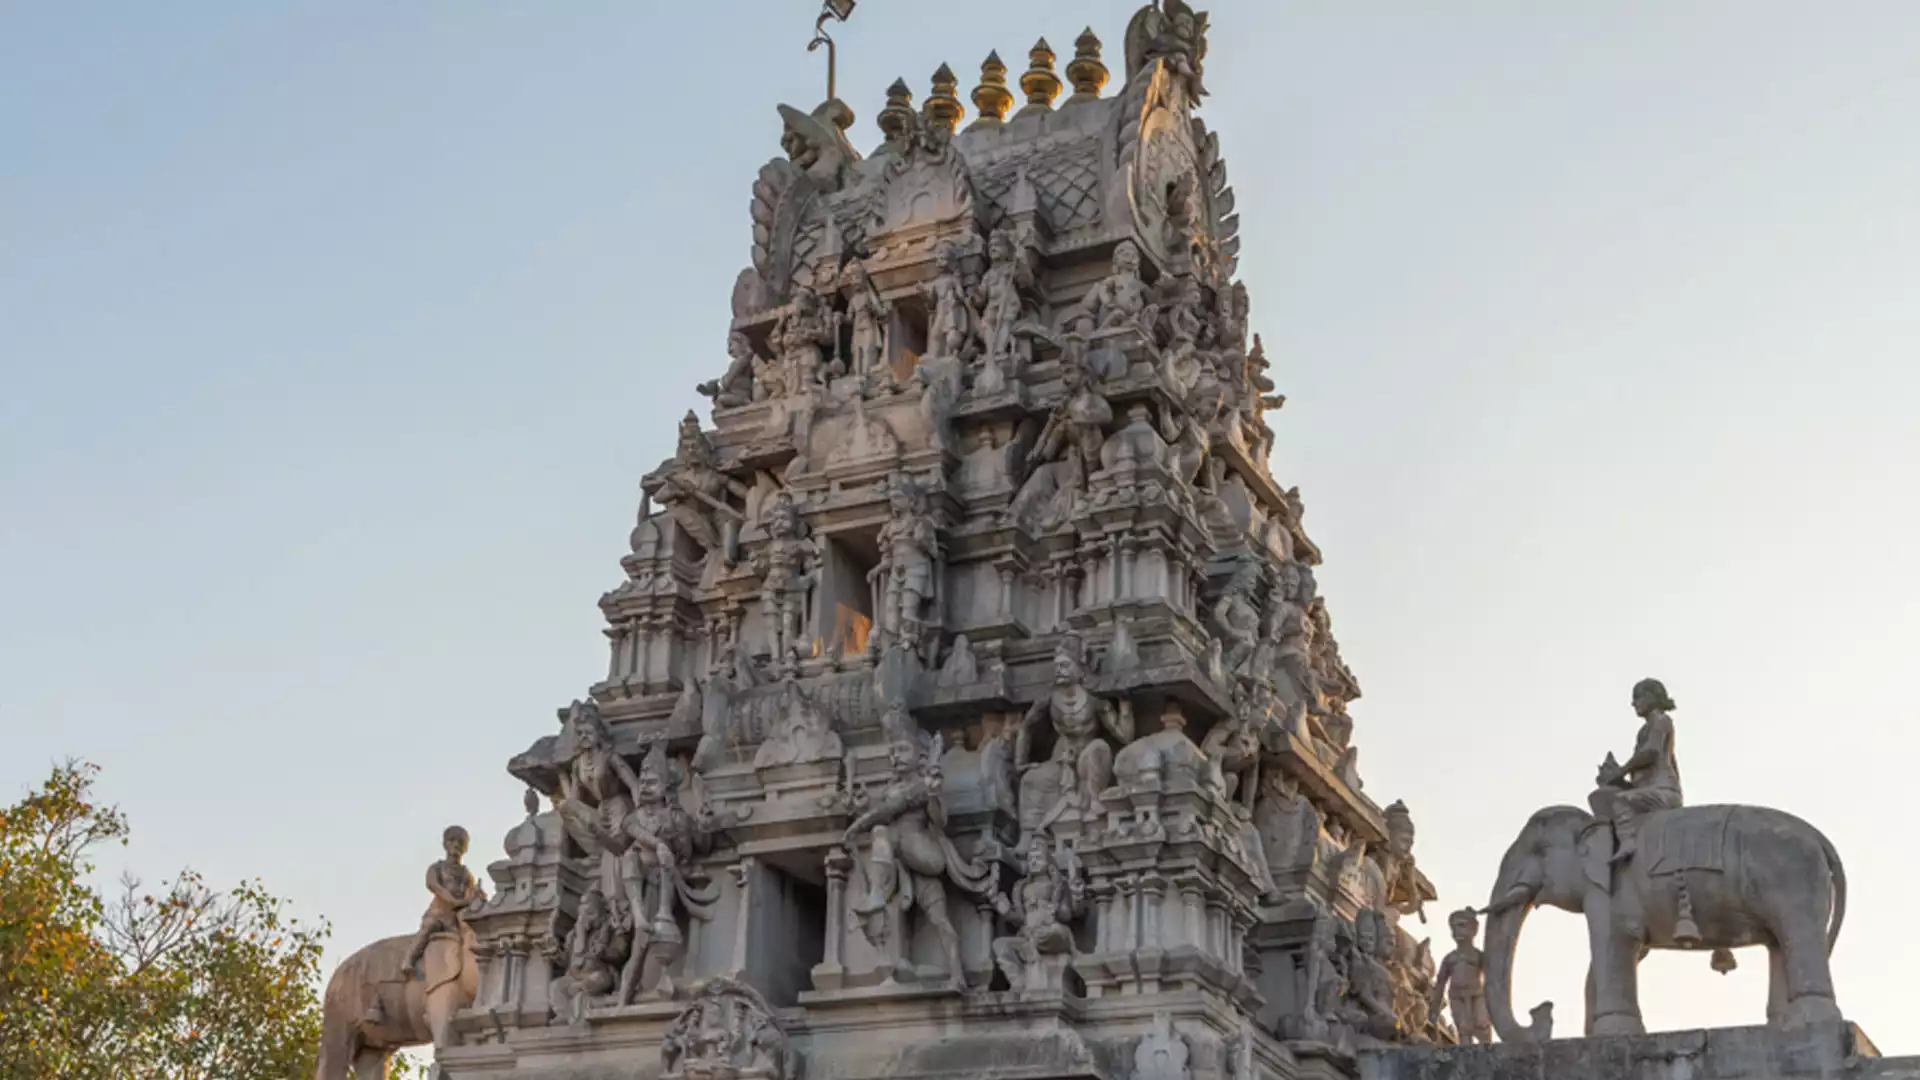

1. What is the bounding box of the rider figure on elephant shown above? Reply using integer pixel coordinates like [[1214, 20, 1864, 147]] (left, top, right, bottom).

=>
[[1596, 677, 1682, 865], [402, 825, 485, 978]]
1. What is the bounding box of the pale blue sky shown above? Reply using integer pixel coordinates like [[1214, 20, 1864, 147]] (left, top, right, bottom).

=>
[[4, 1, 1917, 1048]]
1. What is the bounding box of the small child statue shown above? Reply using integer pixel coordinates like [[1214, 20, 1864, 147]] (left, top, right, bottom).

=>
[[403, 824, 487, 979], [1430, 907, 1493, 1045]]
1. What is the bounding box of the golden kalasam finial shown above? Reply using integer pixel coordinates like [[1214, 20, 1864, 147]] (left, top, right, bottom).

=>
[[1067, 27, 1109, 101], [971, 51, 1013, 126], [1020, 38, 1063, 111], [877, 77, 916, 143], [925, 62, 964, 133], [808, 0, 858, 102]]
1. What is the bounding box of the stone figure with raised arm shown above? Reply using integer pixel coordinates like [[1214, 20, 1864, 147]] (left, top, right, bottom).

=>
[[1595, 677, 1683, 864], [648, 414, 748, 564], [613, 738, 719, 1004], [990, 833, 1085, 992], [401, 825, 486, 979], [1430, 907, 1492, 1045], [1014, 634, 1135, 843], [844, 704, 995, 991]]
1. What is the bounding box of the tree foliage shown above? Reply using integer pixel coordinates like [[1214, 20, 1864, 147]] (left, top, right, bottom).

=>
[[0, 761, 328, 1080]]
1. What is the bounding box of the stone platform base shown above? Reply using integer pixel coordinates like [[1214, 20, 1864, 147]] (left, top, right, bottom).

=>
[[1358, 1022, 1908, 1080]]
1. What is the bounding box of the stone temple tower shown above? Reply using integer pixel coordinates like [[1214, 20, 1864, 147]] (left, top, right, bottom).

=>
[[445, 4, 1455, 1077]]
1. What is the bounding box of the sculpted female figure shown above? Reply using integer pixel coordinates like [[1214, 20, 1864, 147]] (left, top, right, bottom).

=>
[[973, 227, 1031, 363], [924, 243, 972, 360]]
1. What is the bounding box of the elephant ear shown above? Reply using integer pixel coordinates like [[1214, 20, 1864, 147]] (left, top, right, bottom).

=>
[[1579, 822, 1613, 896]]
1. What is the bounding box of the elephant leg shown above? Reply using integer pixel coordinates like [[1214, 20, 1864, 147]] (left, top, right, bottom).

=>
[[315, 1013, 357, 1080], [351, 1047, 390, 1080], [1584, 963, 1596, 1036], [1767, 945, 1788, 1027], [1588, 927, 1646, 1037], [1776, 919, 1842, 1029]]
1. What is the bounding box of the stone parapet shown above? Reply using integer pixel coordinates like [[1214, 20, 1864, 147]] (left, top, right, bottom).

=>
[[1358, 1023, 1896, 1080]]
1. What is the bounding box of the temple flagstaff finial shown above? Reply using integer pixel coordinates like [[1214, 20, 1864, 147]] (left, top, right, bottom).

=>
[[808, 0, 858, 103]]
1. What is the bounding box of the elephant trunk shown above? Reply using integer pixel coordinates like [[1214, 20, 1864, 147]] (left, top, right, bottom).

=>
[[1481, 899, 1552, 1044]]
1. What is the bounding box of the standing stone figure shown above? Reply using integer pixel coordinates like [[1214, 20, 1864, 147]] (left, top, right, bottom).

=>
[[614, 738, 718, 1004], [990, 835, 1085, 992], [1014, 635, 1135, 844], [845, 704, 994, 990], [973, 226, 1032, 364], [872, 474, 939, 654], [1596, 677, 1682, 864], [1005, 348, 1113, 527], [847, 276, 890, 383], [771, 284, 836, 389], [752, 489, 818, 665], [924, 242, 973, 360], [401, 825, 486, 979], [1430, 907, 1492, 1045]]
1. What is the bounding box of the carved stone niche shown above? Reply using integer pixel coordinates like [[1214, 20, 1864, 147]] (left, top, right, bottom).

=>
[[661, 976, 796, 1080], [460, 797, 585, 1035]]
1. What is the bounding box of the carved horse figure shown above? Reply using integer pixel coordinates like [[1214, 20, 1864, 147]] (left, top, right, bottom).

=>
[[314, 928, 478, 1079]]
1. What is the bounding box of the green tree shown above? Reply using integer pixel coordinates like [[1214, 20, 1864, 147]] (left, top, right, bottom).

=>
[[0, 762, 329, 1080]]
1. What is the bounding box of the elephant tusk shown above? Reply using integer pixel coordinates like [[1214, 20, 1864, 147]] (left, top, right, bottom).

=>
[[1480, 883, 1537, 917]]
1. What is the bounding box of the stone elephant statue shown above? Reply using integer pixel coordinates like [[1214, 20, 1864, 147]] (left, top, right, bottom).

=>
[[1481, 800, 1845, 1042], [314, 928, 477, 1079]]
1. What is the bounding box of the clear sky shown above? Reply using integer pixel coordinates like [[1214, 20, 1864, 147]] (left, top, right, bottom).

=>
[[4, 0, 1917, 1049]]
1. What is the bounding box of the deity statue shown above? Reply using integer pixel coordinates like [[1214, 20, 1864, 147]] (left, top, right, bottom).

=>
[[1126, 0, 1210, 100], [1342, 909, 1400, 1040], [1014, 635, 1135, 844], [698, 331, 763, 409], [614, 739, 720, 1004], [754, 676, 843, 769], [771, 284, 837, 389], [401, 825, 486, 979], [1200, 690, 1262, 813], [1303, 913, 1348, 1043], [1430, 907, 1492, 1045], [1076, 239, 1151, 334], [1379, 800, 1426, 920], [1269, 605, 1328, 743], [844, 704, 995, 991], [1253, 767, 1320, 878], [924, 242, 973, 361], [871, 473, 940, 656], [648, 413, 748, 564], [1005, 345, 1113, 528], [750, 489, 818, 665], [989, 834, 1085, 992], [544, 883, 625, 1025], [1596, 677, 1683, 864], [1212, 559, 1263, 678], [846, 273, 890, 383], [973, 226, 1033, 364]]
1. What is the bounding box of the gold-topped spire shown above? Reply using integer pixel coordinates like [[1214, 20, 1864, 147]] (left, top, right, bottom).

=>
[[971, 50, 1013, 126], [1019, 38, 1062, 111], [924, 62, 965, 133], [1066, 26, 1108, 101], [877, 77, 916, 144]]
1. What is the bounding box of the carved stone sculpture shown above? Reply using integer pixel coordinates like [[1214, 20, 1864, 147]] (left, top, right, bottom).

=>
[[755, 676, 843, 769], [846, 270, 890, 383], [871, 473, 940, 656], [771, 284, 837, 389], [1341, 908, 1400, 1040], [611, 739, 722, 1004], [751, 489, 819, 666], [1431, 907, 1492, 1045], [844, 704, 995, 991], [1014, 634, 1135, 846], [1596, 677, 1683, 865], [699, 332, 764, 408], [924, 242, 973, 361], [400, 825, 487, 979], [544, 883, 625, 1026], [1076, 239, 1150, 333], [650, 414, 748, 565], [1005, 347, 1113, 529], [1133, 1012, 1192, 1080], [661, 976, 794, 1080], [990, 834, 1085, 992], [1481, 790, 1847, 1040], [1212, 559, 1262, 678], [974, 225, 1034, 365]]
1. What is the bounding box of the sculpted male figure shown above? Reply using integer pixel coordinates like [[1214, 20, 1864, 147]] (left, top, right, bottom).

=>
[[1596, 677, 1683, 864], [544, 884, 625, 1025], [973, 227, 1031, 362], [1014, 635, 1135, 835], [403, 825, 486, 978], [1430, 907, 1492, 1045], [1077, 239, 1151, 333], [844, 705, 992, 991]]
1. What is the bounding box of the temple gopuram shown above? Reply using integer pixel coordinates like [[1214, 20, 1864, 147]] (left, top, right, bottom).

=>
[[313, 4, 1908, 1079]]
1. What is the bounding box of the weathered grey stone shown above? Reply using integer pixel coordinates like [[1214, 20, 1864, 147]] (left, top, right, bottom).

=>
[[1358, 1022, 1891, 1080]]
